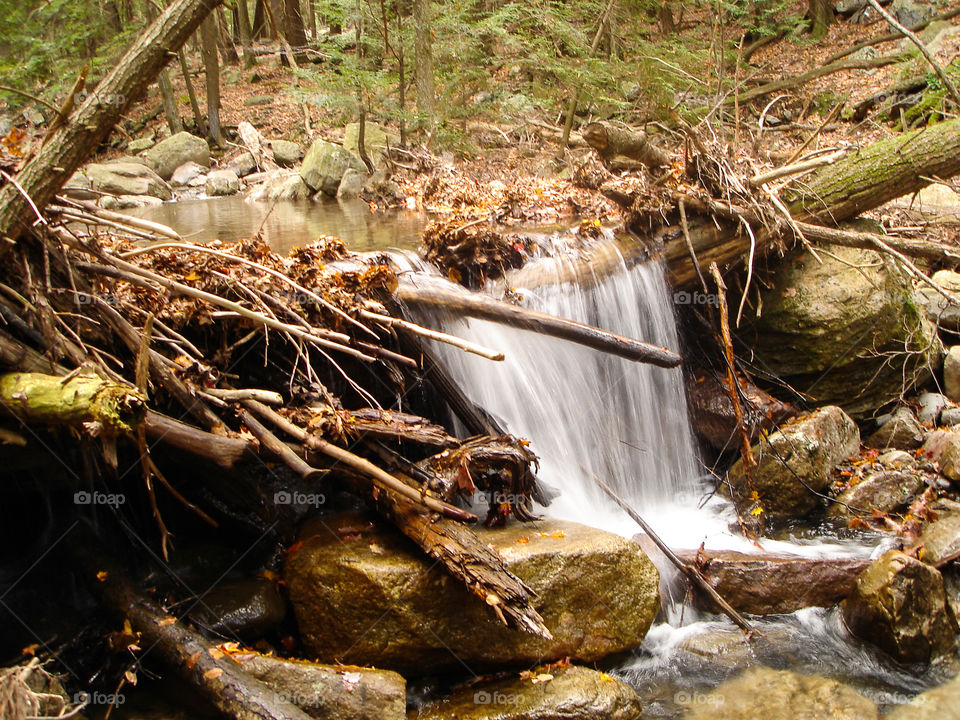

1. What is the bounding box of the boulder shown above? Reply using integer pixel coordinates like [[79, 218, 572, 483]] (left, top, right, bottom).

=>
[[828, 470, 928, 520], [946, 347, 960, 402], [681, 667, 877, 720], [227, 151, 258, 178], [284, 513, 660, 674], [127, 137, 154, 154], [97, 195, 164, 210], [724, 406, 860, 521], [942, 407, 960, 427], [889, 0, 933, 27], [235, 653, 406, 720], [300, 139, 365, 196], [675, 549, 870, 615], [270, 139, 302, 167], [917, 270, 960, 331], [85, 161, 171, 200], [143, 131, 210, 180], [841, 550, 956, 664], [876, 448, 917, 469], [921, 428, 958, 464], [344, 121, 397, 170], [865, 406, 924, 450], [205, 169, 240, 197], [412, 666, 642, 720], [918, 392, 949, 426], [336, 168, 366, 199], [747, 245, 942, 418], [886, 670, 960, 720], [170, 161, 207, 187], [938, 433, 960, 482], [247, 170, 312, 201], [187, 578, 286, 640], [918, 512, 960, 566], [62, 171, 96, 200]]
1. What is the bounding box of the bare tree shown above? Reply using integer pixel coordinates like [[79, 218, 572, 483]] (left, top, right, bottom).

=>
[[201, 14, 223, 146], [413, 0, 435, 132]]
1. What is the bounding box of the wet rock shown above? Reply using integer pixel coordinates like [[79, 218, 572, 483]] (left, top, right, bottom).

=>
[[336, 168, 366, 199], [828, 470, 927, 520], [675, 549, 870, 615], [344, 121, 397, 170], [865, 407, 924, 450], [682, 667, 877, 720], [841, 550, 956, 664], [918, 512, 960, 566], [143, 131, 210, 180], [235, 653, 406, 720], [170, 161, 207, 187], [247, 169, 312, 201], [937, 432, 960, 481], [85, 161, 171, 200], [685, 370, 796, 451], [270, 139, 302, 167], [98, 195, 163, 210], [724, 406, 860, 521], [63, 171, 96, 200], [127, 137, 154, 154], [300, 139, 365, 196], [285, 513, 660, 674], [227, 151, 258, 177], [748, 245, 942, 418], [187, 577, 286, 640], [918, 270, 960, 331], [886, 669, 960, 720], [205, 169, 240, 197], [412, 666, 643, 720], [918, 392, 949, 426]]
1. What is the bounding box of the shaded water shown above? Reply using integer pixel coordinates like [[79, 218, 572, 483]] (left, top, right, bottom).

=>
[[124, 195, 425, 254]]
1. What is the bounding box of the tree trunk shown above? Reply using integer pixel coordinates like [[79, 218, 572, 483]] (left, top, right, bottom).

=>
[[808, 0, 834, 40], [413, 0, 435, 132], [282, 0, 308, 63], [305, 0, 317, 39], [252, 0, 268, 39], [201, 14, 223, 146], [237, 0, 257, 67], [158, 69, 183, 134], [178, 49, 208, 135], [0, 0, 223, 248], [217, 7, 240, 63]]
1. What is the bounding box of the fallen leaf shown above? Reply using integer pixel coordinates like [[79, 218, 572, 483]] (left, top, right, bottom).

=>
[[203, 668, 223, 680], [187, 651, 202, 669], [124, 670, 138, 685], [96, 571, 109, 582]]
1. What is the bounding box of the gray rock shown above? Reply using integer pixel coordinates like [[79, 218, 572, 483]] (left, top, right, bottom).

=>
[[98, 195, 164, 210], [143, 131, 210, 180], [227, 151, 258, 178], [336, 167, 366, 198], [169, 161, 207, 187], [285, 513, 660, 674], [877, 449, 917, 469], [828, 470, 927, 520], [127, 137, 155, 154], [222, 68, 243, 84], [62, 171, 96, 200], [205, 169, 240, 197], [244, 95, 274, 106], [683, 667, 876, 720], [412, 666, 643, 720], [270, 139, 302, 167], [889, 0, 933, 27], [938, 433, 960, 481], [918, 270, 960, 330], [246, 169, 312, 201], [841, 550, 956, 664], [918, 392, 949, 426], [344, 121, 397, 170], [942, 408, 960, 427], [236, 654, 406, 720], [187, 578, 286, 640], [21, 106, 45, 125], [918, 512, 960, 566], [85, 161, 171, 200], [724, 406, 860, 523], [865, 406, 924, 449], [300, 139, 365, 196], [921, 428, 958, 464], [750, 245, 942, 418], [945, 347, 960, 402]]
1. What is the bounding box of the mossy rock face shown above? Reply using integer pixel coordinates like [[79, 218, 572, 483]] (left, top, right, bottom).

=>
[[284, 513, 660, 675], [748, 244, 942, 418], [344, 122, 397, 170], [299, 139, 365, 196], [143, 131, 210, 180]]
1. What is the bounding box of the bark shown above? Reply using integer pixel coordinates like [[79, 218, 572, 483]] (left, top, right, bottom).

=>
[[0, 0, 224, 247], [252, 0, 268, 39], [217, 7, 241, 64], [237, 0, 257, 68], [158, 69, 183, 134], [807, 0, 834, 40], [178, 49, 208, 135], [201, 14, 224, 146], [582, 121, 669, 168], [143, 410, 254, 469], [413, 0, 435, 130]]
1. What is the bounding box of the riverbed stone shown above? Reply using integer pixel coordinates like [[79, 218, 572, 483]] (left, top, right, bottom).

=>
[[187, 577, 285, 640], [411, 666, 642, 720], [886, 669, 960, 720], [828, 470, 928, 520], [85, 161, 171, 200], [170, 161, 207, 187], [918, 270, 960, 332], [336, 168, 366, 199], [748, 245, 942, 418], [937, 432, 960, 481], [918, 512, 960, 566], [841, 550, 956, 664], [918, 392, 949, 426], [235, 653, 406, 720], [865, 406, 924, 450], [62, 171, 96, 200], [674, 549, 870, 615], [344, 121, 397, 170], [285, 513, 660, 674], [682, 667, 877, 720], [127, 137, 154, 154], [205, 169, 240, 197], [724, 406, 860, 522], [300, 139, 365, 196], [921, 428, 957, 464], [227, 151, 258, 178], [945, 347, 960, 402], [247, 169, 312, 201], [144, 131, 210, 180], [270, 139, 302, 167], [97, 194, 164, 210]]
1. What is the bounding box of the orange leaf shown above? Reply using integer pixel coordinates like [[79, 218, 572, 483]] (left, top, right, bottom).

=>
[[187, 651, 202, 669], [203, 668, 223, 680]]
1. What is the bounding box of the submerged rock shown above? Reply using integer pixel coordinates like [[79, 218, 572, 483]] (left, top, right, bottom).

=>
[[143, 131, 210, 180], [85, 161, 171, 200], [285, 513, 660, 674], [412, 666, 642, 720], [681, 667, 877, 720], [300, 139, 365, 196], [747, 245, 942, 418], [865, 407, 924, 450], [235, 653, 406, 720], [828, 470, 928, 521], [724, 406, 859, 522], [841, 550, 956, 664], [98, 194, 163, 210]]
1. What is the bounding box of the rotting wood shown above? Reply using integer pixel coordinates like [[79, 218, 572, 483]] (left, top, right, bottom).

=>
[[582, 121, 670, 169]]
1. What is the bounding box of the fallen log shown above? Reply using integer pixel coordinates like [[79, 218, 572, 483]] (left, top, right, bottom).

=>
[[143, 411, 255, 469], [582, 121, 670, 169], [395, 281, 681, 367]]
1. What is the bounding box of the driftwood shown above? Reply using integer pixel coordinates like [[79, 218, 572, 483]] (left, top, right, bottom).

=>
[[582, 121, 670, 169], [395, 282, 682, 367], [143, 411, 255, 469]]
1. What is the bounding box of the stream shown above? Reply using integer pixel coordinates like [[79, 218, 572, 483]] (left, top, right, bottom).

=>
[[124, 197, 950, 717]]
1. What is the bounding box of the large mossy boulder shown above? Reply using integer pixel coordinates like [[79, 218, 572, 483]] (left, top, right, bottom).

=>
[[412, 666, 642, 720], [841, 550, 956, 664], [247, 170, 312, 201], [724, 406, 859, 522], [85, 161, 171, 200], [344, 122, 396, 170], [144, 131, 210, 180], [284, 513, 660, 674], [300, 139, 365, 196], [747, 245, 942, 418]]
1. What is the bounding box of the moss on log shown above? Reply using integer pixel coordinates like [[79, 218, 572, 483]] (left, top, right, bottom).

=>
[[0, 372, 145, 433]]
